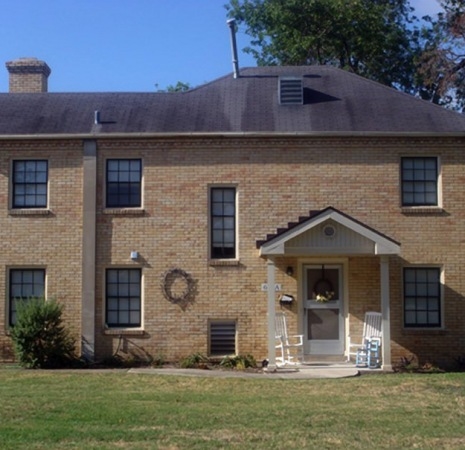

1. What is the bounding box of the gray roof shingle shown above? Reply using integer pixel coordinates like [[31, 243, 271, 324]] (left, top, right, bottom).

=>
[[1, 65, 464, 135]]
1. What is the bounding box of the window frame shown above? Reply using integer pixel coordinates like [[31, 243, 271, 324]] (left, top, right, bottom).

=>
[[8, 268, 46, 326], [400, 156, 440, 207], [105, 268, 142, 329], [11, 159, 49, 209], [209, 186, 238, 260], [105, 158, 142, 209], [403, 266, 442, 329]]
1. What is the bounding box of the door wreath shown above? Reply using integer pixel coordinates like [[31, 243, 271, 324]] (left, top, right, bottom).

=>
[[161, 268, 196, 305]]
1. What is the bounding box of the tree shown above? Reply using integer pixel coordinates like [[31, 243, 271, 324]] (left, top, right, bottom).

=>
[[156, 81, 192, 92], [417, 0, 465, 110], [166, 81, 192, 92], [225, 0, 421, 93], [10, 298, 77, 369]]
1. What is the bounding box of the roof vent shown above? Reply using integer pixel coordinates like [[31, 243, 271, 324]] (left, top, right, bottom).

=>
[[279, 77, 303, 105]]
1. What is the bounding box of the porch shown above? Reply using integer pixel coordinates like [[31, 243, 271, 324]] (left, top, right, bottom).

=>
[[257, 207, 401, 371]]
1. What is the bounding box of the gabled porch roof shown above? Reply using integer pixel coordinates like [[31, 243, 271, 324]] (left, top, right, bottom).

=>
[[258, 207, 401, 256]]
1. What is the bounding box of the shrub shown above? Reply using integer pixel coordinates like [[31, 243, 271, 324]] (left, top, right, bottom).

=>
[[180, 353, 208, 368], [10, 298, 77, 369], [220, 354, 257, 370]]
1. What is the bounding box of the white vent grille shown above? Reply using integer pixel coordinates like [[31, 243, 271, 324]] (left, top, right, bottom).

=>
[[279, 77, 303, 105], [209, 320, 236, 356]]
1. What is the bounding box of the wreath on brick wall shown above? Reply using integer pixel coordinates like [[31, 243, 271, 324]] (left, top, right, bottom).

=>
[[161, 268, 196, 308]]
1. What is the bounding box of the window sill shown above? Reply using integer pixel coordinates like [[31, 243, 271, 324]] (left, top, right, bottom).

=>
[[103, 208, 146, 216], [402, 328, 446, 335], [9, 209, 52, 216], [209, 259, 241, 267], [401, 207, 445, 215], [103, 328, 145, 336]]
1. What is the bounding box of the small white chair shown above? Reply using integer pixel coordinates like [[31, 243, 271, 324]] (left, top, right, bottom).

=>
[[347, 311, 382, 363], [275, 312, 304, 366]]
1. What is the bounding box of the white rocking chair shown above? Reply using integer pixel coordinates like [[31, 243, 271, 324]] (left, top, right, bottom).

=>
[[275, 312, 304, 366], [347, 311, 382, 364]]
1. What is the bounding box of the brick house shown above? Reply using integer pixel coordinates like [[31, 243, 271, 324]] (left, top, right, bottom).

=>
[[1, 57, 464, 369]]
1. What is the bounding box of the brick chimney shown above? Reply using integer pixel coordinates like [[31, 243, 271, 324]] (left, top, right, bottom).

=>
[[6, 57, 51, 93]]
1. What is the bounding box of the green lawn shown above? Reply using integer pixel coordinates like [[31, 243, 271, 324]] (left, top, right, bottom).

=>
[[0, 368, 464, 449]]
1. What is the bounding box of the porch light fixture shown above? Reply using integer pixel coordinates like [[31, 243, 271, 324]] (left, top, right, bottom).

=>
[[130, 251, 139, 261], [286, 266, 294, 276]]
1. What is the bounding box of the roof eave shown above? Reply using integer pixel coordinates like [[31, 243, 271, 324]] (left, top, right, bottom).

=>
[[0, 130, 464, 140]]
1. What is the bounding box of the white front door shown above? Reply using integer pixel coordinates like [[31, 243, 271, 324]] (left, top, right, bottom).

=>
[[304, 264, 344, 355]]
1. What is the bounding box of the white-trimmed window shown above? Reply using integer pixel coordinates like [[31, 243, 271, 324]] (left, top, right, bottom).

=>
[[404, 267, 441, 328], [12, 160, 48, 208], [401, 157, 439, 206], [106, 269, 141, 328], [106, 159, 142, 208], [9, 268, 45, 326], [210, 187, 237, 259]]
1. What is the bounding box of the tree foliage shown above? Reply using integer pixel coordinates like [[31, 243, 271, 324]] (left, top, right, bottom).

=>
[[417, 0, 465, 110], [226, 0, 421, 92], [156, 81, 192, 92], [10, 298, 77, 369]]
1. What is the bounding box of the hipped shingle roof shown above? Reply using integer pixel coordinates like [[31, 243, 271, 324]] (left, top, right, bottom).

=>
[[1, 65, 464, 135]]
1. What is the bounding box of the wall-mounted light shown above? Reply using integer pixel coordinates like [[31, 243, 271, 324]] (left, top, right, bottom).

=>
[[130, 251, 139, 261], [286, 266, 294, 276]]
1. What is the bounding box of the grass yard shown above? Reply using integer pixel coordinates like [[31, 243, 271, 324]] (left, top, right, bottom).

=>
[[0, 368, 464, 449]]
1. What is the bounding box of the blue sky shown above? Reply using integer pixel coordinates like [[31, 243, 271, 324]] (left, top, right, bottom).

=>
[[0, 0, 442, 93]]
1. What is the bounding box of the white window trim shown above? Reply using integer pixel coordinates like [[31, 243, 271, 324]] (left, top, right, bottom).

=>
[[9, 158, 50, 211], [103, 266, 144, 333], [402, 265, 444, 330], [6, 266, 47, 329], [103, 157, 144, 211], [208, 184, 239, 263], [400, 156, 442, 209]]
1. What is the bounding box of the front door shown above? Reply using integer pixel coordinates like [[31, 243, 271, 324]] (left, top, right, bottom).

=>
[[304, 264, 344, 355]]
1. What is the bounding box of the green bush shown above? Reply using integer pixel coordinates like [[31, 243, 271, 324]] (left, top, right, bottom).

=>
[[10, 298, 77, 369], [220, 354, 257, 370], [180, 352, 208, 368]]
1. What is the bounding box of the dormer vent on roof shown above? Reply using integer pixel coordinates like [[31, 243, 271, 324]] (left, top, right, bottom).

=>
[[279, 77, 303, 105]]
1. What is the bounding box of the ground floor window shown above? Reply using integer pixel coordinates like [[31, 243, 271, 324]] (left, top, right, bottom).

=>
[[9, 269, 45, 326], [209, 320, 236, 356], [404, 267, 441, 328], [106, 269, 141, 328]]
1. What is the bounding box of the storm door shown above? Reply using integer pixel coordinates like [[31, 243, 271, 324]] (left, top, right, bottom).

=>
[[304, 264, 344, 355]]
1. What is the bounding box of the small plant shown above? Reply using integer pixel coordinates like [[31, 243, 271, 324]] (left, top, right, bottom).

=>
[[394, 355, 445, 373], [10, 297, 76, 369], [418, 362, 444, 373], [180, 352, 209, 369], [151, 353, 165, 368], [393, 355, 418, 373], [220, 354, 257, 370]]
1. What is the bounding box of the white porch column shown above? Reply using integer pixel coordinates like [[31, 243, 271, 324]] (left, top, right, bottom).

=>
[[266, 259, 277, 371], [380, 255, 392, 370]]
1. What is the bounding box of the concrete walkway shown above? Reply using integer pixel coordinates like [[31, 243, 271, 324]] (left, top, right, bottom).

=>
[[129, 364, 361, 379]]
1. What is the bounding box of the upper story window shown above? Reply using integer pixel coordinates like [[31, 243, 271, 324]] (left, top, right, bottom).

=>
[[404, 267, 441, 328], [9, 268, 45, 326], [401, 157, 438, 206], [106, 159, 142, 208], [106, 268, 141, 328], [210, 187, 236, 259], [12, 160, 48, 208]]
